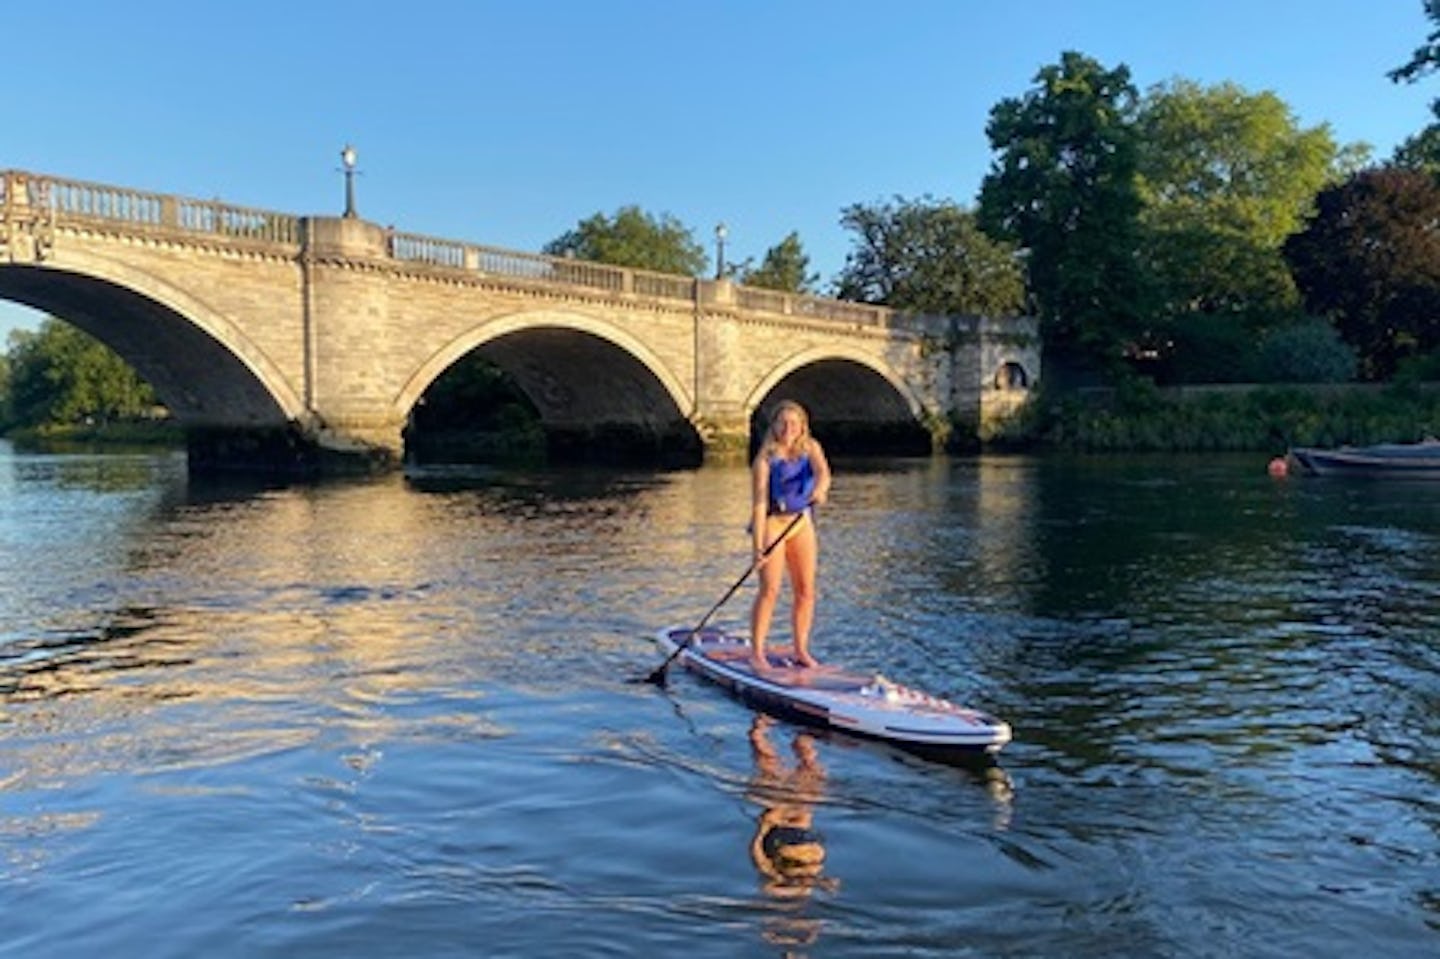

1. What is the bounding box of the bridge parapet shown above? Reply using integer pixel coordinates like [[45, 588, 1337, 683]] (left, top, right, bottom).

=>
[[5, 169, 952, 337], [1, 170, 301, 250], [385, 224, 937, 332]]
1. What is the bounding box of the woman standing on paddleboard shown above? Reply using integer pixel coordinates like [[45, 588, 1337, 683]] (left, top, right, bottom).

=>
[[750, 400, 831, 671]]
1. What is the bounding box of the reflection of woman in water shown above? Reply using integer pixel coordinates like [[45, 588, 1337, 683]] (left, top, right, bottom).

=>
[[747, 715, 838, 908]]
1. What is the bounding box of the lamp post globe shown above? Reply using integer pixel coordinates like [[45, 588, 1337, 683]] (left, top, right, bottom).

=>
[[714, 222, 728, 279]]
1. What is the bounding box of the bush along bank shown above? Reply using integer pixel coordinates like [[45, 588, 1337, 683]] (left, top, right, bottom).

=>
[[992, 381, 1440, 453]]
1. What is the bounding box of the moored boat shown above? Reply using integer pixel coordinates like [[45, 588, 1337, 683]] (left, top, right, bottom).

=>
[[1290, 438, 1440, 477]]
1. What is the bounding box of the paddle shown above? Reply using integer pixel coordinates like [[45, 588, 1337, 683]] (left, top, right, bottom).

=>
[[640, 509, 809, 686]]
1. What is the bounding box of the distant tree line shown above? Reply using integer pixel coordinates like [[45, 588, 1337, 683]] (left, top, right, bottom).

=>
[[7, 6, 1440, 437]]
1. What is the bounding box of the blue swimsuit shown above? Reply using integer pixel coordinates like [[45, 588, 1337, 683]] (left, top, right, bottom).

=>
[[768, 454, 815, 515]]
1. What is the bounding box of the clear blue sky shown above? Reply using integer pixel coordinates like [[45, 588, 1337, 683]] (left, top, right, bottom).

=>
[[1, 0, 1435, 341]]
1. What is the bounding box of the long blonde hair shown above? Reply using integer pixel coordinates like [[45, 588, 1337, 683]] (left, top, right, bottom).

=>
[[758, 399, 813, 460]]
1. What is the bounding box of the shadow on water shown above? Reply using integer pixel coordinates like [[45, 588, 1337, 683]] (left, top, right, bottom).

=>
[[401, 462, 672, 504], [0, 605, 193, 701]]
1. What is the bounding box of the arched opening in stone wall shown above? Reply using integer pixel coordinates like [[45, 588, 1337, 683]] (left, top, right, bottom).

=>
[[0, 266, 300, 469], [749, 358, 931, 457], [0, 267, 294, 428], [405, 326, 702, 468], [994, 361, 1030, 391]]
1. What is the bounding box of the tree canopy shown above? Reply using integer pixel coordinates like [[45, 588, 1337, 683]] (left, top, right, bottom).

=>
[[738, 232, 818, 294], [1391, 119, 1440, 172], [977, 51, 1146, 379], [1388, 2, 1440, 171], [833, 197, 1025, 315], [1388, 0, 1440, 86], [4, 319, 158, 429], [1284, 166, 1440, 379], [1133, 79, 1363, 340], [0, 351, 11, 427], [543, 205, 707, 276]]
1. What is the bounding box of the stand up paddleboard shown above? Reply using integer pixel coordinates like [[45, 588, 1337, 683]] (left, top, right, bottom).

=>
[[655, 625, 1012, 755]]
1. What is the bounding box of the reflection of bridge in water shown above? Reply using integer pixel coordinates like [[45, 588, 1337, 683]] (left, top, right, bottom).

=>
[[0, 169, 1038, 472]]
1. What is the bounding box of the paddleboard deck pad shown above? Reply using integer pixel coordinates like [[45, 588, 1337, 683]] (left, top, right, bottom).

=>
[[656, 625, 1012, 754]]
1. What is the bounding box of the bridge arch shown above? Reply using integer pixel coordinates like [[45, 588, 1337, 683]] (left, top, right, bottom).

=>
[[745, 343, 927, 420], [395, 308, 702, 463], [743, 344, 934, 454], [0, 251, 305, 425], [393, 309, 693, 420]]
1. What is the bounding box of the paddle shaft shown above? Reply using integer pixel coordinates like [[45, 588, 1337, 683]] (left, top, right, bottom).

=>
[[644, 508, 809, 684]]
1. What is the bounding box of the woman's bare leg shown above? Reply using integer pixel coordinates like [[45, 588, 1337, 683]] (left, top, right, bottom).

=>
[[750, 542, 785, 670], [787, 523, 819, 667]]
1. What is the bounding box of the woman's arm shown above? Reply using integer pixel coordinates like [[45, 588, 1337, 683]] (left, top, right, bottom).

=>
[[751, 454, 771, 559], [808, 440, 831, 506]]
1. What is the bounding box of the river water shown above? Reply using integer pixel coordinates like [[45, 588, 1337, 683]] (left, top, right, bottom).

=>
[[0, 441, 1435, 957]]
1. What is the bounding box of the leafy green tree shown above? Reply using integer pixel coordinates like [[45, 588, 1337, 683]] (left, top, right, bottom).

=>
[[1284, 166, 1440, 379], [977, 51, 1147, 381], [1255, 318, 1357, 383], [834, 196, 1025, 315], [1388, 2, 1440, 171], [738, 232, 818, 293], [5, 319, 158, 427], [543, 205, 707, 276], [1136, 79, 1361, 322], [1391, 118, 1440, 172], [410, 353, 536, 432], [1389, 0, 1440, 86], [0, 350, 12, 429]]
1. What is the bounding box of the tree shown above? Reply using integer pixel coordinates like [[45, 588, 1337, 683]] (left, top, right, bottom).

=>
[[738, 232, 818, 293], [1133, 80, 1364, 377], [1388, 2, 1440, 171], [409, 353, 536, 433], [0, 349, 11, 429], [1389, 0, 1440, 87], [1283, 166, 1440, 379], [1392, 119, 1440, 173], [543, 205, 707, 276], [977, 51, 1147, 381], [5, 319, 158, 427], [832, 196, 1025, 315], [1255, 318, 1357, 383]]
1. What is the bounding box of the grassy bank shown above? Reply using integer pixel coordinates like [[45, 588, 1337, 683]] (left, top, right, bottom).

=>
[[999, 381, 1440, 453], [5, 420, 185, 451]]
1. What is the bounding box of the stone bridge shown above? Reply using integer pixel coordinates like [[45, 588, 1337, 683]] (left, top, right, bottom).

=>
[[0, 169, 1038, 471]]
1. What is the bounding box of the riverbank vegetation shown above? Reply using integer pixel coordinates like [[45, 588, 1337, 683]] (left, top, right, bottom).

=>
[[0, 320, 181, 448], [994, 379, 1440, 453]]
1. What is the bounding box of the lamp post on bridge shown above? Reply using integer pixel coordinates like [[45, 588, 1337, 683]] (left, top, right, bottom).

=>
[[340, 144, 358, 218], [714, 222, 727, 279]]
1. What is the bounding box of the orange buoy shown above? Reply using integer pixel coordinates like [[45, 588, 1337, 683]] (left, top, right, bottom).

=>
[[1267, 456, 1289, 478]]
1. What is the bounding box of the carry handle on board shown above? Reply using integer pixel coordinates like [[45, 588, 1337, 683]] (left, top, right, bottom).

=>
[[640, 509, 809, 685]]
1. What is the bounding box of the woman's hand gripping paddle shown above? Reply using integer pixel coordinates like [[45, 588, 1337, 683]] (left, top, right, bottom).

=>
[[640, 509, 808, 686]]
